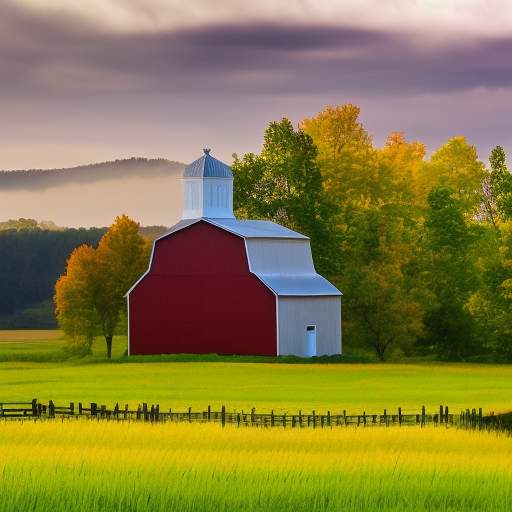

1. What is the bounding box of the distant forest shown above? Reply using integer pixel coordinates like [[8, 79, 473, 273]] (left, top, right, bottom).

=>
[[0, 220, 168, 329], [0, 157, 185, 191]]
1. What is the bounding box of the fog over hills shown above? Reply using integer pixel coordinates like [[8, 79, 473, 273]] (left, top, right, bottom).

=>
[[0, 158, 186, 228]]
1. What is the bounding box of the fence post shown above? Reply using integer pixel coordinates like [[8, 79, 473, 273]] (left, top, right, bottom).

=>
[[237, 413, 240, 427], [251, 407, 255, 426], [271, 410, 274, 427], [439, 405, 444, 424], [283, 413, 286, 428], [221, 406, 226, 427], [32, 399, 38, 417], [70, 402, 74, 416], [327, 411, 331, 427], [398, 407, 402, 426], [208, 405, 211, 422], [299, 410, 302, 427], [363, 411, 367, 426], [422, 405, 425, 427], [312, 410, 316, 429], [188, 407, 192, 423], [445, 406, 449, 424], [343, 410, 347, 427], [90, 403, 97, 417]]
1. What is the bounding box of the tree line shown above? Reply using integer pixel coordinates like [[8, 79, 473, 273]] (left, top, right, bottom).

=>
[[0, 220, 167, 330], [232, 104, 512, 362], [0, 223, 107, 329]]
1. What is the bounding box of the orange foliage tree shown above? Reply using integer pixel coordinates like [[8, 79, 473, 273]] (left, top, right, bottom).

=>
[[54, 215, 151, 358]]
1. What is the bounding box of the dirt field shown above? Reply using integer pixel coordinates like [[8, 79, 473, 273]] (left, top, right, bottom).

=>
[[0, 330, 62, 343]]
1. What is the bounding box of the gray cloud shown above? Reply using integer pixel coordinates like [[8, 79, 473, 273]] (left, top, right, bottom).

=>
[[2, 1, 511, 101], [1, 0, 511, 176]]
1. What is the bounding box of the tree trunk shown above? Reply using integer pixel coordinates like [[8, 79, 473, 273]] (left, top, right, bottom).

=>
[[105, 335, 113, 359]]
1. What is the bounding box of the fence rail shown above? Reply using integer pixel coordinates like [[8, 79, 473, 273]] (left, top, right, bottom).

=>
[[0, 400, 508, 431]]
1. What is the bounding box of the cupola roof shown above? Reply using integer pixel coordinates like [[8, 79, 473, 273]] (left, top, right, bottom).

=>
[[183, 149, 233, 178]]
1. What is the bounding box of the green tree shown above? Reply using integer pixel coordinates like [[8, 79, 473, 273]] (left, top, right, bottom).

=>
[[465, 223, 512, 361], [490, 146, 512, 219], [337, 207, 425, 360], [54, 215, 151, 358], [416, 187, 482, 360], [232, 118, 337, 276]]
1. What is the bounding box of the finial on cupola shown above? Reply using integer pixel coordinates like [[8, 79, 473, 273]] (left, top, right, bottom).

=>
[[203, 148, 211, 155]]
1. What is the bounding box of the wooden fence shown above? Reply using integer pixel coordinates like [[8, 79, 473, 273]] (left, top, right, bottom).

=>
[[0, 399, 507, 432]]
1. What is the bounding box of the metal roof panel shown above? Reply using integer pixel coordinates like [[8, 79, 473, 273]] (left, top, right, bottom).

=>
[[207, 219, 308, 239], [257, 275, 342, 296]]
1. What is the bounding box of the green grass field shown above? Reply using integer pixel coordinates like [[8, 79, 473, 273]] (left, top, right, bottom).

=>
[[1, 331, 511, 415], [1, 330, 512, 512]]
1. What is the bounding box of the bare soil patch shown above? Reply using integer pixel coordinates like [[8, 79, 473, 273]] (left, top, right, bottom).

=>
[[0, 330, 62, 343]]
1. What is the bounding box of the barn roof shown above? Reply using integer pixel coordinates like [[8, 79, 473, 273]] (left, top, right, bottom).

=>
[[148, 218, 341, 297], [183, 150, 233, 178], [257, 275, 341, 296], [161, 218, 308, 240]]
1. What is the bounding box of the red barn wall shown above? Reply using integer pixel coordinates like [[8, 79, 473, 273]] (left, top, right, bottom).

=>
[[129, 221, 277, 356]]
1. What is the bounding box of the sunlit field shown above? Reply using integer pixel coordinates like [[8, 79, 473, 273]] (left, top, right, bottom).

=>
[[1, 332, 511, 415], [1, 419, 511, 512]]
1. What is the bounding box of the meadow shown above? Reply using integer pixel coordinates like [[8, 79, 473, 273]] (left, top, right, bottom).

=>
[[1, 331, 512, 415], [1, 330, 512, 512], [1, 419, 511, 512]]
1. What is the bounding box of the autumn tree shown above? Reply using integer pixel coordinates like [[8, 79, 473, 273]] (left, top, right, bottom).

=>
[[54, 244, 99, 354], [300, 104, 376, 203], [375, 132, 427, 206], [54, 215, 151, 358], [426, 137, 487, 214]]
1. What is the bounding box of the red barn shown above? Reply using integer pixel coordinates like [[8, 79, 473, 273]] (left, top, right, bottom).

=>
[[127, 150, 341, 357]]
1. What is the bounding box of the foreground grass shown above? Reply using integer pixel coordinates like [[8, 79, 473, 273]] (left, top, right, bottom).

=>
[[1, 419, 511, 512]]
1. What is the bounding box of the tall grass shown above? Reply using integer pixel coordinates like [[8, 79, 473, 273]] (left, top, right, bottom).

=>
[[1, 419, 511, 512]]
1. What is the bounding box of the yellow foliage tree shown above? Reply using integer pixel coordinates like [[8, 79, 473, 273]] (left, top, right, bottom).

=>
[[54, 215, 151, 358]]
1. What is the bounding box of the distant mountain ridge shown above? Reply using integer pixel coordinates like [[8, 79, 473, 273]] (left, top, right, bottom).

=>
[[0, 157, 186, 191]]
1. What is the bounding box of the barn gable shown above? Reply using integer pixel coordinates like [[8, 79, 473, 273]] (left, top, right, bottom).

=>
[[128, 221, 277, 356]]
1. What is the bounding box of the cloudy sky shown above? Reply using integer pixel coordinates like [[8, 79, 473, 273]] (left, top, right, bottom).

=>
[[1, 0, 511, 172]]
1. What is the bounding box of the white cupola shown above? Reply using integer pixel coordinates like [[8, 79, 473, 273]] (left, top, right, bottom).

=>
[[181, 149, 235, 220]]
